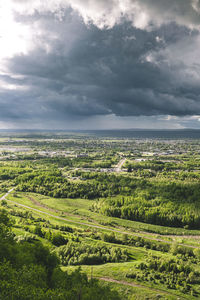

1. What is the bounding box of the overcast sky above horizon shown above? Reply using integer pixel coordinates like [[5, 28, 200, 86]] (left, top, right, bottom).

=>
[[1, 0, 200, 129]]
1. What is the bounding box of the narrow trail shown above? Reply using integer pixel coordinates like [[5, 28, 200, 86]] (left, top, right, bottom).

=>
[[2, 191, 200, 249], [99, 277, 142, 288], [27, 196, 91, 222], [28, 196, 62, 214], [98, 277, 186, 299]]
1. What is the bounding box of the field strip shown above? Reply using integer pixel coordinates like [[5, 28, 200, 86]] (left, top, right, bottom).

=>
[[1, 188, 200, 249], [3, 194, 200, 249], [27, 195, 200, 241]]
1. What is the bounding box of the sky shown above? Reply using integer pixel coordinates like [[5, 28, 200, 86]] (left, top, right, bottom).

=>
[[0, 0, 200, 130]]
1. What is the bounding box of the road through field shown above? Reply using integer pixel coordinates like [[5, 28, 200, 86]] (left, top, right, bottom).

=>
[[2, 189, 200, 250], [0, 188, 15, 201], [115, 158, 126, 172]]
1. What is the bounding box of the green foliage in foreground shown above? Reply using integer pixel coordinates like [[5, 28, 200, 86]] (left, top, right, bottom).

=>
[[0, 209, 120, 300]]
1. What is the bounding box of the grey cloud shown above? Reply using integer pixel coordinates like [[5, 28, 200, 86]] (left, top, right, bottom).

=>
[[1, 6, 200, 128], [10, 0, 200, 29], [132, 0, 200, 28]]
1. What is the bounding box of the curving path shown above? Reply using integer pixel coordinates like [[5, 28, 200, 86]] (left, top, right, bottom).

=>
[[2, 191, 200, 249], [98, 277, 187, 299]]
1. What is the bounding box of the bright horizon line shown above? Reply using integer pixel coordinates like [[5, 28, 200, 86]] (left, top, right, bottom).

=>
[[0, 128, 199, 132]]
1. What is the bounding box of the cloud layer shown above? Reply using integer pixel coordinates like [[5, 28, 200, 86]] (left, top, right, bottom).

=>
[[0, 0, 200, 128], [10, 0, 200, 29]]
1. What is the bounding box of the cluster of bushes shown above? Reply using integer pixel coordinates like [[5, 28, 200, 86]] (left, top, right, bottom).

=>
[[10, 209, 38, 220], [44, 230, 68, 246], [0, 209, 120, 300], [101, 232, 170, 253], [56, 241, 129, 266], [126, 254, 200, 296], [10, 208, 74, 233], [8, 208, 75, 247], [26, 225, 68, 247], [87, 232, 200, 259], [0, 165, 29, 180]]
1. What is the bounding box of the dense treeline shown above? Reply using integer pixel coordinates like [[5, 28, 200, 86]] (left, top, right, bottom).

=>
[[0, 209, 120, 300], [13, 156, 116, 168], [125, 158, 200, 172], [14, 169, 200, 228], [15, 172, 99, 199], [91, 179, 200, 228], [16, 171, 137, 199], [15, 170, 151, 199], [0, 165, 30, 180], [94, 196, 200, 229]]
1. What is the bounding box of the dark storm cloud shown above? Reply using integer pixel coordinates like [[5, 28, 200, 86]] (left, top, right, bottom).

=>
[[4, 14, 200, 121], [1, 1, 200, 128]]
